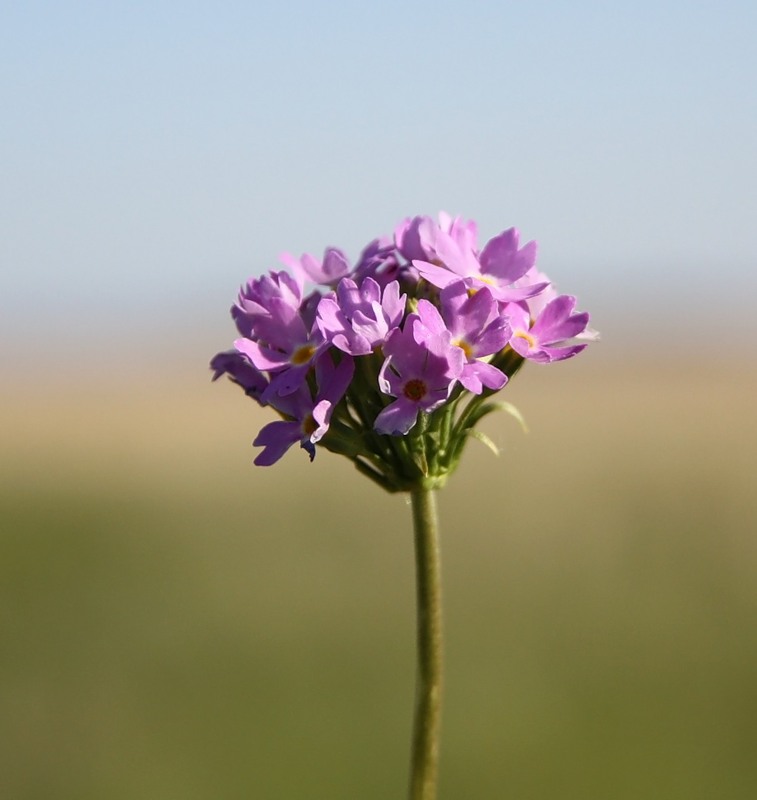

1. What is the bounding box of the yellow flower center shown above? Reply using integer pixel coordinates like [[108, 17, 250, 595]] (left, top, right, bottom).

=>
[[291, 344, 316, 365], [513, 330, 536, 349], [453, 338, 473, 360]]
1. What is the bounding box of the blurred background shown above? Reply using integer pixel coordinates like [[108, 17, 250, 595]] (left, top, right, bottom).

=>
[[2, 2, 756, 798]]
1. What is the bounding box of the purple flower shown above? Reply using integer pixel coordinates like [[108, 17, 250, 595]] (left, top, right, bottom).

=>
[[506, 295, 591, 363], [279, 247, 352, 288], [413, 223, 549, 303], [231, 270, 303, 339], [209, 350, 268, 401], [414, 282, 511, 394], [234, 291, 327, 401], [375, 320, 464, 436], [352, 236, 403, 286], [316, 277, 406, 355], [394, 212, 478, 264], [394, 215, 437, 262], [253, 354, 354, 465], [515, 269, 600, 343]]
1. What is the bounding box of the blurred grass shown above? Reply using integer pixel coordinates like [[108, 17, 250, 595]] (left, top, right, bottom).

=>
[[2, 356, 757, 799]]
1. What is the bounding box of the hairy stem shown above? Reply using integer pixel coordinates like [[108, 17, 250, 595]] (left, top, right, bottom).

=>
[[408, 486, 443, 800]]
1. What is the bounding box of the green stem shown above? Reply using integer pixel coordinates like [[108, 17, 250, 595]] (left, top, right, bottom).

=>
[[408, 486, 443, 800]]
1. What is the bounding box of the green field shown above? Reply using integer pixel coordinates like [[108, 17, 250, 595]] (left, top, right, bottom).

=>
[[2, 357, 756, 799]]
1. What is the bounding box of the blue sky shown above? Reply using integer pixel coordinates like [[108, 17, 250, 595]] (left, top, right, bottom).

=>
[[2, 1, 756, 370]]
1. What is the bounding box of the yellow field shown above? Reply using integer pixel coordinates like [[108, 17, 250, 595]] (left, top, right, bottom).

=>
[[2, 356, 756, 799]]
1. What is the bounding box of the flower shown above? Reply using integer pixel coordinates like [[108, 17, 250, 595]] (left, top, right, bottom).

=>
[[394, 212, 477, 264], [233, 277, 327, 401], [506, 295, 591, 363], [352, 236, 404, 287], [210, 350, 268, 401], [231, 270, 303, 338], [316, 277, 406, 355], [279, 247, 352, 288], [414, 281, 511, 394], [253, 353, 354, 465], [413, 220, 549, 303], [375, 319, 464, 436]]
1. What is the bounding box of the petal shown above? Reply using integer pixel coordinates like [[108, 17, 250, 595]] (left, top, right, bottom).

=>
[[539, 343, 588, 362], [261, 364, 310, 401], [466, 360, 508, 391], [413, 260, 461, 289], [310, 399, 333, 443], [438, 279, 468, 318], [474, 317, 512, 356], [381, 280, 406, 328], [350, 309, 386, 350], [316, 353, 355, 407], [253, 420, 301, 466], [415, 299, 447, 337], [374, 398, 420, 436], [321, 247, 351, 281], [532, 295, 576, 333], [234, 338, 289, 371], [479, 229, 537, 283], [531, 296, 590, 343], [359, 276, 381, 304], [336, 277, 361, 310], [487, 280, 550, 303], [378, 354, 401, 396], [315, 296, 349, 339], [382, 322, 427, 376], [451, 285, 498, 339]]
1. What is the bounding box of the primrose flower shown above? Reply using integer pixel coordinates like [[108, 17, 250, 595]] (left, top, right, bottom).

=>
[[395, 213, 477, 264], [506, 295, 591, 363], [232, 270, 303, 338], [414, 223, 548, 303], [210, 350, 268, 402], [234, 287, 327, 401], [253, 353, 354, 465], [280, 247, 352, 288], [352, 236, 404, 287], [414, 282, 511, 394], [375, 320, 464, 436], [316, 277, 406, 355], [516, 269, 600, 344]]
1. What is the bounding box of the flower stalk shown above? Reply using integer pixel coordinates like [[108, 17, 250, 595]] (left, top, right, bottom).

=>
[[210, 211, 596, 797], [409, 485, 443, 800]]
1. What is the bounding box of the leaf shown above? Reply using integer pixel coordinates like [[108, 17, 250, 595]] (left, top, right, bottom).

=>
[[494, 401, 528, 434], [468, 429, 500, 457], [460, 399, 527, 432]]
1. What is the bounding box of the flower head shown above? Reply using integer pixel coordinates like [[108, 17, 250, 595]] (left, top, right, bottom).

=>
[[212, 212, 596, 488]]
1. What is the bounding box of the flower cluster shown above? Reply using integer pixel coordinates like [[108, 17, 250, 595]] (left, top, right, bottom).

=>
[[211, 213, 595, 491]]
